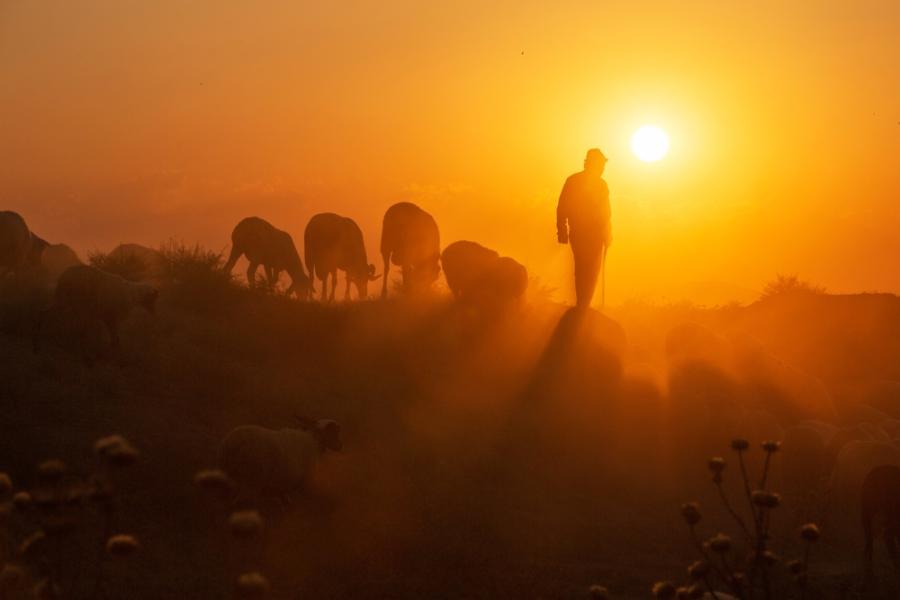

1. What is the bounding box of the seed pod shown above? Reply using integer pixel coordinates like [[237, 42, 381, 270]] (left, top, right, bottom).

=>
[[652, 581, 677, 600], [95, 435, 140, 468], [235, 572, 270, 598], [708, 533, 731, 554], [19, 531, 48, 559], [731, 439, 749, 451], [687, 560, 709, 579], [106, 534, 140, 558], [786, 559, 805, 575], [194, 469, 235, 496], [37, 460, 66, 485], [680, 502, 701, 526], [0, 563, 27, 590], [228, 510, 264, 540], [761, 440, 781, 453], [12, 492, 32, 511], [800, 523, 820, 542]]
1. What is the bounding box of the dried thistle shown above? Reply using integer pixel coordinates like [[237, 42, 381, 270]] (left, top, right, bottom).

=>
[[95, 435, 140, 467], [754, 550, 779, 567], [0, 563, 27, 590], [800, 523, 820, 543], [19, 531, 48, 559], [37, 460, 67, 485], [652, 581, 677, 599], [680, 502, 701, 526], [751, 490, 781, 509], [687, 559, 709, 579], [228, 510, 264, 539], [761, 440, 781, 453], [730, 439, 749, 451], [12, 491, 32, 511], [106, 534, 141, 557], [786, 559, 805, 575], [194, 469, 235, 495], [588, 584, 610, 599], [235, 571, 271, 598], [707, 533, 731, 554]]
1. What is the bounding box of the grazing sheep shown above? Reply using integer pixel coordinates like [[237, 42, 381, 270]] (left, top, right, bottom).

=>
[[0, 211, 47, 275], [39, 243, 83, 283], [829, 440, 900, 530], [862, 464, 900, 568], [490, 256, 528, 300], [440, 241, 528, 302], [218, 419, 342, 501], [223, 217, 311, 298], [441, 241, 498, 299], [304, 213, 379, 301], [379, 202, 441, 298], [34, 264, 158, 351]]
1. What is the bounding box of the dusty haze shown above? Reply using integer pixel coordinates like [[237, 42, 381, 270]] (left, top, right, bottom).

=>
[[2, 0, 899, 303]]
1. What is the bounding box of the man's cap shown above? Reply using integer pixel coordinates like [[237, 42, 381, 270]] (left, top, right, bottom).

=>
[[586, 148, 607, 162]]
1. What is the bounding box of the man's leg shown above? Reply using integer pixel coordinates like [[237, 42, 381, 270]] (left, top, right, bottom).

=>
[[572, 242, 601, 308]]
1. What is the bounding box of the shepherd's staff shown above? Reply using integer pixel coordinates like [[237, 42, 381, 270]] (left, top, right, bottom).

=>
[[600, 242, 607, 309]]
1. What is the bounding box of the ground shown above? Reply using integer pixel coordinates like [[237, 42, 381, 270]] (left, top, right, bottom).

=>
[[3, 275, 900, 598]]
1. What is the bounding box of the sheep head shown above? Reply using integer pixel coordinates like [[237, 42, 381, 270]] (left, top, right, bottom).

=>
[[315, 419, 342, 452], [138, 286, 159, 314], [294, 416, 342, 452]]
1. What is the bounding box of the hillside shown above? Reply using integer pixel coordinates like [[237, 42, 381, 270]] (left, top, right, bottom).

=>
[[2, 272, 900, 598]]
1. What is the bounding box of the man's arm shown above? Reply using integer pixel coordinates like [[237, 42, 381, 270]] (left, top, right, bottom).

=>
[[556, 178, 571, 244]]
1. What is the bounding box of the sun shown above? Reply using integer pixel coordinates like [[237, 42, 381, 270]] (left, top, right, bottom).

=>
[[631, 125, 670, 162]]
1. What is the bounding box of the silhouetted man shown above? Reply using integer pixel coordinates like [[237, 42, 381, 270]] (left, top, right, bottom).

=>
[[557, 148, 611, 308]]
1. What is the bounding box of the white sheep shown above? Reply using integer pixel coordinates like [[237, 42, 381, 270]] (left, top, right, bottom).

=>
[[34, 264, 158, 351], [218, 419, 342, 502]]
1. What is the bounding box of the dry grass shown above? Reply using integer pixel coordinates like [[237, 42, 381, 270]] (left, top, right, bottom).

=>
[[1, 255, 899, 597]]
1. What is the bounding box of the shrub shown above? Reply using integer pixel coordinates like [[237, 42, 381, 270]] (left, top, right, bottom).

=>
[[760, 275, 825, 300], [88, 249, 149, 282]]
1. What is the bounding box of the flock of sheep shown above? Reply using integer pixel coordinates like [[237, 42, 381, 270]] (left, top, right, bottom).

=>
[[222, 201, 528, 303], [1, 202, 528, 352], [1, 203, 529, 516]]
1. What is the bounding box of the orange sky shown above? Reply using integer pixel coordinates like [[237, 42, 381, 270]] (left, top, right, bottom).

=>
[[2, 1, 898, 303]]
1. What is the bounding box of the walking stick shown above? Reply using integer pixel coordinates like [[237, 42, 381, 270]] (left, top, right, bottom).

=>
[[600, 242, 607, 309]]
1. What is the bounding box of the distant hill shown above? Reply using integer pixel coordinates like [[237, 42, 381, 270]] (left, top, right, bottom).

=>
[[629, 280, 760, 307]]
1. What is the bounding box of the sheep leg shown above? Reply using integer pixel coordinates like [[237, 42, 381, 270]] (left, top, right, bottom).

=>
[[864, 512, 875, 569], [887, 526, 900, 570], [344, 273, 351, 301], [104, 314, 121, 350], [330, 271, 337, 302], [381, 253, 390, 298], [246, 262, 259, 288], [319, 273, 328, 302], [32, 306, 53, 353], [266, 266, 279, 288], [222, 246, 242, 274]]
